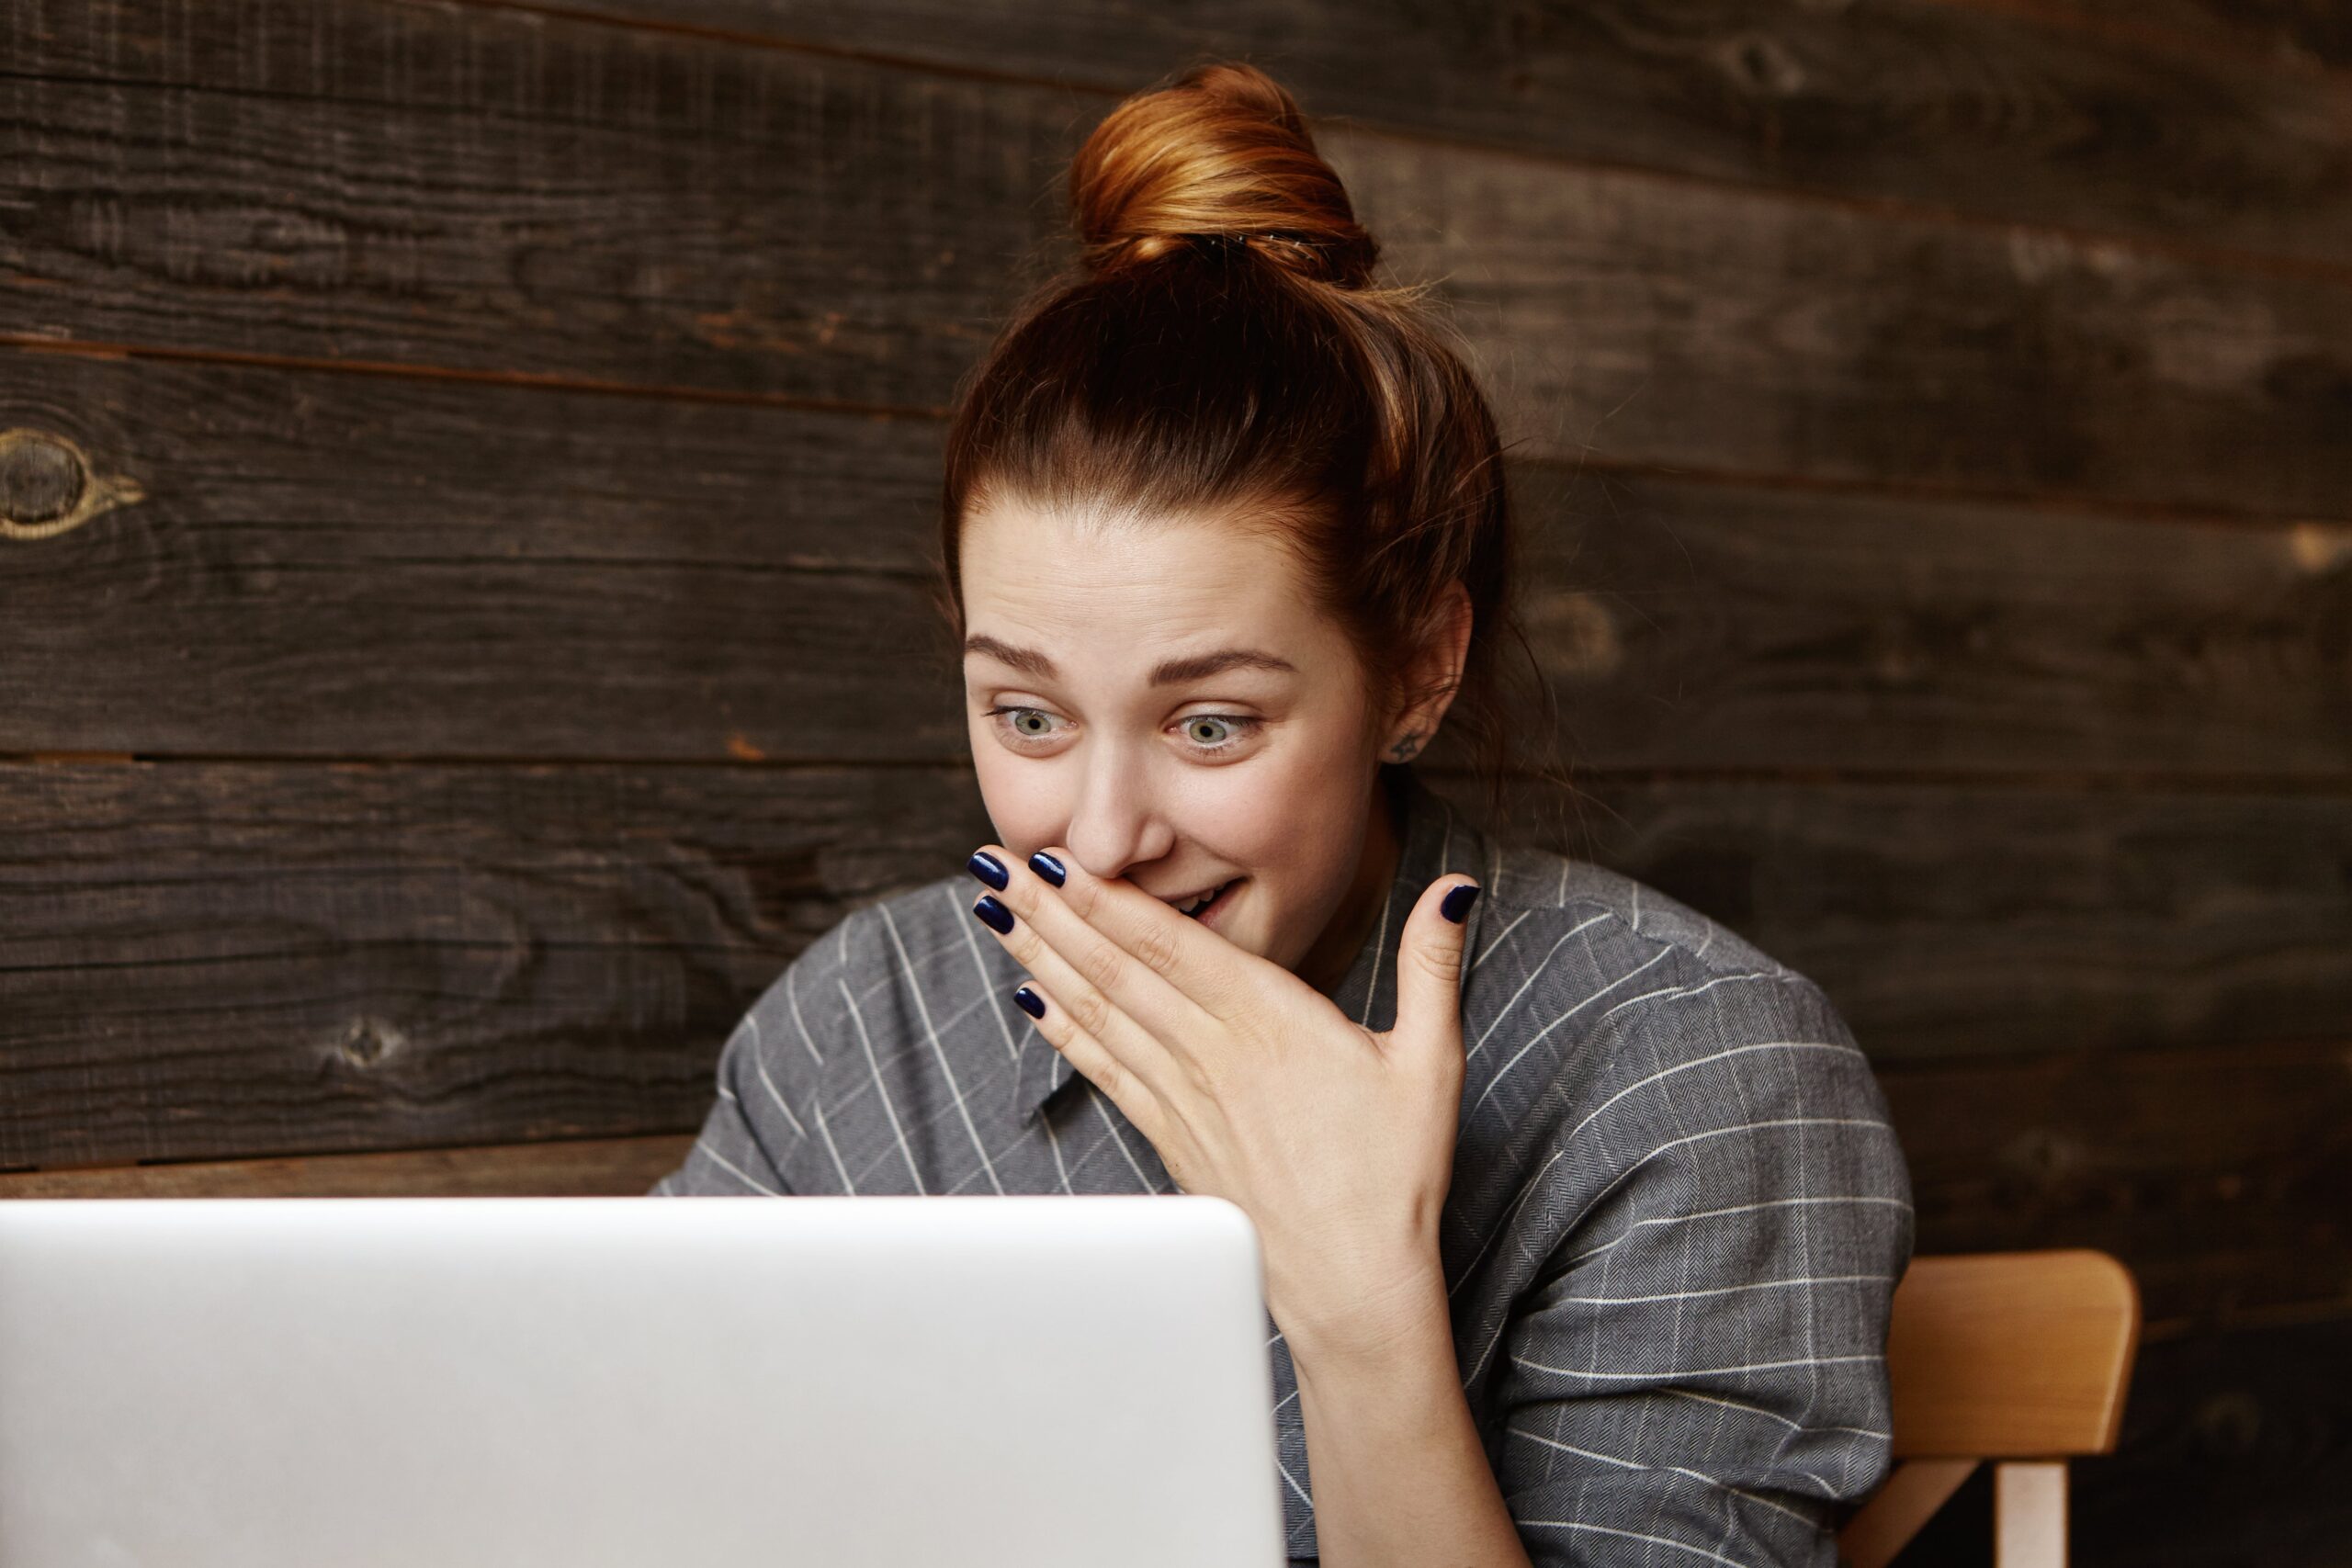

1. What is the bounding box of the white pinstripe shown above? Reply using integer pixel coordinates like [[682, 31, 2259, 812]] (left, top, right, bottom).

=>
[[1554, 1195, 1915, 1273], [692, 1134, 781, 1197], [880, 898, 1003, 1193], [784, 936, 829, 1066], [1657, 1385, 1892, 1443], [1514, 1519, 1750, 1566], [1510, 1350, 1883, 1382], [808, 1092, 857, 1194], [1465, 912, 1609, 1063], [1505, 1427, 1820, 1529], [1545, 1272, 1896, 1307], [1467, 945, 1676, 1117], [836, 974, 926, 1193], [741, 1014, 808, 1141]]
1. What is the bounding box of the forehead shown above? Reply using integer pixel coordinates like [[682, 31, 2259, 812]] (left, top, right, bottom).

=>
[[959, 499, 1345, 669]]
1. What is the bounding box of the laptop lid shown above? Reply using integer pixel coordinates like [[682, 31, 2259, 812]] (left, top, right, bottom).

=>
[[0, 1194, 1286, 1567]]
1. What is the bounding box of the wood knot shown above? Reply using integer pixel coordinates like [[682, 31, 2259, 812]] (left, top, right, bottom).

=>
[[331, 1014, 408, 1070], [1, 428, 144, 541]]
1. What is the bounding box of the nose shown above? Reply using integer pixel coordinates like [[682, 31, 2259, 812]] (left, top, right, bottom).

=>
[[1059, 750, 1175, 884]]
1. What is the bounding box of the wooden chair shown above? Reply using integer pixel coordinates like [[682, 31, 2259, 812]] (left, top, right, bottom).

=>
[[1838, 1250, 2140, 1568]]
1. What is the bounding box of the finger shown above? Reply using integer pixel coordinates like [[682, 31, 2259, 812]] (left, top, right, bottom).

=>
[[1025, 845, 1249, 1027], [1010, 981, 1170, 1146], [974, 843, 1218, 1054], [969, 880, 1189, 1109], [1389, 874, 1479, 1056]]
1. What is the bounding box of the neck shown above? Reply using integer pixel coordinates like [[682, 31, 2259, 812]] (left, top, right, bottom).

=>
[[1299, 767, 1406, 998]]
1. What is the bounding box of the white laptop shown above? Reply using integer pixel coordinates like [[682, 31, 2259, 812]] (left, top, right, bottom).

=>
[[0, 1194, 1286, 1568]]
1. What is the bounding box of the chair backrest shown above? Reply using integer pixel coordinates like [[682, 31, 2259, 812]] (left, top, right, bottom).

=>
[[1840, 1250, 2140, 1568]]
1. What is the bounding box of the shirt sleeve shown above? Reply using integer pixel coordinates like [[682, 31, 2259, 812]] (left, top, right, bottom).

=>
[[1487, 975, 1915, 1567], [645, 911, 861, 1198]]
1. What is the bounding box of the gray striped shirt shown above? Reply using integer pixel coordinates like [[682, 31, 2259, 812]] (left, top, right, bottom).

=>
[[650, 764, 1914, 1565]]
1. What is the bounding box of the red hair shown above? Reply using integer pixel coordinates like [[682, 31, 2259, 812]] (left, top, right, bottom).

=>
[[934, 59, 1569, 831]]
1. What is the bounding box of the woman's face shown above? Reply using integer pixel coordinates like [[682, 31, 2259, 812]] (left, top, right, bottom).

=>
[[957, 497, 1413, 991]]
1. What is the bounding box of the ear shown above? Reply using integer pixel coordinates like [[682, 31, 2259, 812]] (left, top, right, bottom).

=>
[[1382, 581, 1475, 764]]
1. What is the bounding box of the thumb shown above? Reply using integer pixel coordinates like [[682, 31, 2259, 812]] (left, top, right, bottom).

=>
[[1390, 874, 1480, 1047]]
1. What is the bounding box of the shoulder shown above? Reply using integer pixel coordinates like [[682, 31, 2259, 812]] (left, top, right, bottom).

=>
[[1475, 838, 1802, 992], [1458, 839, 1894, 1163]]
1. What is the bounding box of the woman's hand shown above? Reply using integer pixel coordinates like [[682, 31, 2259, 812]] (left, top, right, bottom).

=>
[[967, 845, 1480, 1361]]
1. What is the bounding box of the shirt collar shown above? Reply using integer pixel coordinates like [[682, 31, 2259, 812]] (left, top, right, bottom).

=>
[[1012, 764, 1489, 1126]]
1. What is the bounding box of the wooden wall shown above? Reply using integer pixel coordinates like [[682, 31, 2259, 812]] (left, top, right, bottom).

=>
[[3, 2, 2346, 1561]]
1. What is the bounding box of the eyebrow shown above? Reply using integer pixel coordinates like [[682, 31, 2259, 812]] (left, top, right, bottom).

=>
[[963, 634, 1298, 688]]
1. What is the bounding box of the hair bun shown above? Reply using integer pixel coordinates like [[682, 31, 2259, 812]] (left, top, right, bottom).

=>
[[1069, 61, 1380, 289]]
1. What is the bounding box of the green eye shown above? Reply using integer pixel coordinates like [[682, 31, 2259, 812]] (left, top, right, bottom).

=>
[[1183, 715, 1262, 752], [983, 706, 1261, 755]]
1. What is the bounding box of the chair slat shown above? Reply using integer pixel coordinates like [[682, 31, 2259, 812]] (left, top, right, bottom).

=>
[[1885, 1250, 2140, 1459]]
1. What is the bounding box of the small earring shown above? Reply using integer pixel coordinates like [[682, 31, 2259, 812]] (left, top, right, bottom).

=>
[[1387, 731, 1423, 762]]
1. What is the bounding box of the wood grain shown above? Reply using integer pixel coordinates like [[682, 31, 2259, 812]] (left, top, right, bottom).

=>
[[2018, 0, 2352, 73], [1478, 773, 2352, 1066], [0, 1134, 692, 1197], [0, 760, 995, 1170], [6, 6, 2351, 517], [6, 351, 2346, 773], [19, 0, 2350, 272], [1884, 1252, 2140, 1459], [1882, 1039, 2352, 1337], [2067, 1312, 2352, 1568]]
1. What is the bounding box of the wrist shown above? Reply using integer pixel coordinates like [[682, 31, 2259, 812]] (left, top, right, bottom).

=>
[[1278, 1244, 1453, 1381]]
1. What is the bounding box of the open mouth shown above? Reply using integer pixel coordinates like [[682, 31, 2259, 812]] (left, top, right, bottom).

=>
[[1179, 878, 1242, 922]]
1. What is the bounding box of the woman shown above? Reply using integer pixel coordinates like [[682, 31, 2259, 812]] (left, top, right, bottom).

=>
[[651, 60, 1912, 1568]]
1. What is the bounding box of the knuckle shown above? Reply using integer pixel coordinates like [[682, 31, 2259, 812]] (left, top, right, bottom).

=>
[[1088, 1053, 1123, 1101], [1079, 938, 1124, 993], [1419, 943, 1464, 986], [1070, 987, 1112, 1039], [1133, 920, 1181, 976]]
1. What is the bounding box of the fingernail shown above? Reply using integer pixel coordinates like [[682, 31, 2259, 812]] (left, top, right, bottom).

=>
[[1441, 884, 1480, 924], [971, 894, 1013, 934], [1028, 851, 1066, 887], [967, 849, 1008, 890], [1012, 985, 1046, 1019]]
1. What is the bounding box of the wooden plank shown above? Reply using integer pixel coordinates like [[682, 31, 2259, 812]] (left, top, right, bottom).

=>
[[1885, 1253, 2140, 1459], [0, 1134, 693, 1197], [8, 351, 2348, 775], [0, 761, 996, 1171], [2019, 0, 2352, 74], [1506, 463, 2352, 781], [5, 8, 2351, 518], [2068, 1314, 2352, 1568], [5, 757, 2346, 1190], [1880, 1039, 2352, 1336], [17, 0, 2352, 272], [1465, 773, 2352, 1064], [0, 351, 968, 763]]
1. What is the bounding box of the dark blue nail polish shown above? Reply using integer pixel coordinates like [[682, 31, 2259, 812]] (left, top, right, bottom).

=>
[[967, 850, 1008, 890], [972, 894, 1013, 934], [1029, 851, 1066, 887], [1441, 884, 1480, 924], [1012, 984, 1046, 1019]]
